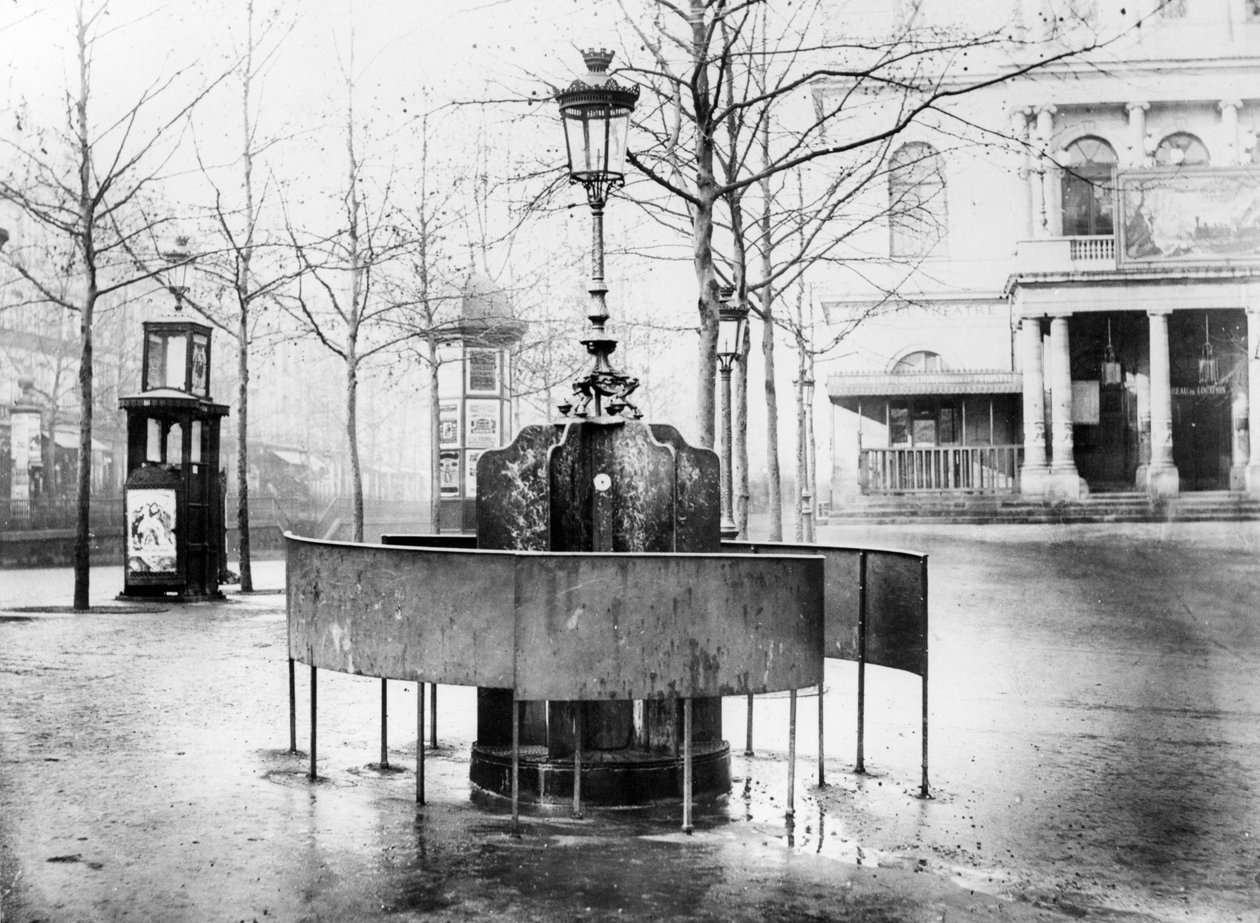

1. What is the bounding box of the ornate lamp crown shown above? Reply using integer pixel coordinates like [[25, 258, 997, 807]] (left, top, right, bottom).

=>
[[582, 48, 615, 74]]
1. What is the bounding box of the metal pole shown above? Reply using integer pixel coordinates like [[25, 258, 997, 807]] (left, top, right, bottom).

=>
[[308, 664, 317, 781], [572, 705, 583, 819], [786, 688, 797, 819], [511, 700, 522, 838], [288, 658, 296, 754], [856, 551, 867, 775], [743, 692, 754, 757], [429, 684, 437, 749], [416, 682, 426, 804], [719, 366, 736, 536], [817, 680, 826, 787], [682, 697, 694, 834], [588, 200, 608, 418], [380, 678, 389, 769], [920, 556, 931, 799]]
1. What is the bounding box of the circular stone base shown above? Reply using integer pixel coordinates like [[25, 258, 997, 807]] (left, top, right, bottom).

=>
[[470, 741, 731, 806]]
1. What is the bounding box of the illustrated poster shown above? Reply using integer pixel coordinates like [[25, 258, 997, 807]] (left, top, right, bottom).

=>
[[126, 488, 178, 574]]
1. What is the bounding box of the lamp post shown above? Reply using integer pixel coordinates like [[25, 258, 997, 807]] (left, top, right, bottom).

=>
[[555, 49, 641, 419], [717, 287, 748, 540], [799, 376, 816, 543]]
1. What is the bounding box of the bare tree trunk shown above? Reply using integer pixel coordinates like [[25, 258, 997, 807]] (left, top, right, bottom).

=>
[[346, 344, 363, 543], [689, 0, 718, 448], [235, 303, 252, 590], [428, 337, 441, 532], [758, 129, 782, 542], [345, 77, 365, 544], [234, 5, 256, 590], [73, 3, 95, 612]]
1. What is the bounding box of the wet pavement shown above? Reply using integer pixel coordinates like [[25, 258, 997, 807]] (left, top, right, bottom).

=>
[[2, 521, 1258, 922]]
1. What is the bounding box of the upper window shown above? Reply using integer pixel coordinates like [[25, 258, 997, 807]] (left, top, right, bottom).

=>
[[1154, 132, 1210, 167], [888, 142, 948, 258], [1061, 136, 1117, 237], [892, 350, 945, 373]]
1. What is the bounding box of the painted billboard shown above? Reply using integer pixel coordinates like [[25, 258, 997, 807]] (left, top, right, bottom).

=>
[[1118, 168, 1260, 265]]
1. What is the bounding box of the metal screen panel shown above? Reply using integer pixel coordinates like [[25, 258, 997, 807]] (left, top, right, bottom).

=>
[[286, 535, 516, 686], [726, 541, 926, 672], [865, 551, 928, 677], [512, 553, 824, 700]]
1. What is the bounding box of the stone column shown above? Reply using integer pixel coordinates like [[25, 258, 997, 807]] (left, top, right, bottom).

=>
[[1125, 102, 1150, 167], [1010, 108, 1033, 240], [1048, 316, 1076, 468], [1019, 317, 1049, 495], [1219, 99, 1242, 165], [1035, 105, 1060, 236], [1246, 308, 1260, 498], [1147, 308, 1180, 497]]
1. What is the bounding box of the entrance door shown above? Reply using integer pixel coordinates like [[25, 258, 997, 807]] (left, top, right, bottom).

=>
[[1172, 392, 1230, 490]]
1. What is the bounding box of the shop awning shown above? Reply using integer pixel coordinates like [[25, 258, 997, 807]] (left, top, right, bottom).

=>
[[827, 371, 1022, 398]]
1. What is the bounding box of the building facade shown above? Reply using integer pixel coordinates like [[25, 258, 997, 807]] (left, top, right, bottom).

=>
[[820, 1, 1260, 504]]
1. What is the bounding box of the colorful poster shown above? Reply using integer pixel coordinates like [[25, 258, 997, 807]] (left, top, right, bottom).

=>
[[439, 450, 460, 497], [1118, 168, 1260, 265], [465, 449, 484, 497], [126, 488, 178, 574], [439, 402, 460, 447], [465, 399, 500, 449]]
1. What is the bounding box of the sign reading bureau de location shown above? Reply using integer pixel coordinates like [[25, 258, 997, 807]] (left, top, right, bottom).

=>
[[286, 535, 825, 700]]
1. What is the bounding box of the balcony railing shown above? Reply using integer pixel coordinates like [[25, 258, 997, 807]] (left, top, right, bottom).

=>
[[860, 445, 1023, 494], [1014, 235, 1116, 273]]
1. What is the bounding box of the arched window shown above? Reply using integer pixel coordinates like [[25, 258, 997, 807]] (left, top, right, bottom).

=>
[[892, 350, 945, 373], [1061, 136, 1117, 237], [888, 142, 947, 258], [1154, 132, 1210, 167]]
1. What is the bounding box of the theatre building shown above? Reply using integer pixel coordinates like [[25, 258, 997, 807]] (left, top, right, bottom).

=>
[[820, 2, 1260, 506]]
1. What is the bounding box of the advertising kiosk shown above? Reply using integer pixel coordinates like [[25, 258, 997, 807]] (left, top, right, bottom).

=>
[[118, 315, 228, 599]]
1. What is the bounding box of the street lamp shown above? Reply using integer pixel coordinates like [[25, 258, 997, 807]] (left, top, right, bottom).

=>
[[161, 234, 194, 311], [717, 287, 748, 540], [555, 49, 641, 419]]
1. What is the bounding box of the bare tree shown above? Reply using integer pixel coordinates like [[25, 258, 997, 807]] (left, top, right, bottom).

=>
[[193, 0, 296, 590], [0, 0, 224, 609], [609, 0, 1144, 537], [280, 30, 415, 542]]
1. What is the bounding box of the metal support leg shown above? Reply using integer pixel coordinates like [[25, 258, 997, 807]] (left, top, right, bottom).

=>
[[308, 664, 317, 781], [416, 682, 426, 804], [682, 697, 694, 834], [744, 692, 754, 756], [786, 689, 797, 820], [288, 658, 296, 754], [817, 681, 826, 787], [856, 551, 868, 775], [380, 678, 389, 769], [573, 705, 583, 819], [430, 683, 437, 749], [511, 700, 522, 838]]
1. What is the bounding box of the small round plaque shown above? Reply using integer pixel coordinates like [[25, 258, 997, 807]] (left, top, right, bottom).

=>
[[593, 473, 612, 492]]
